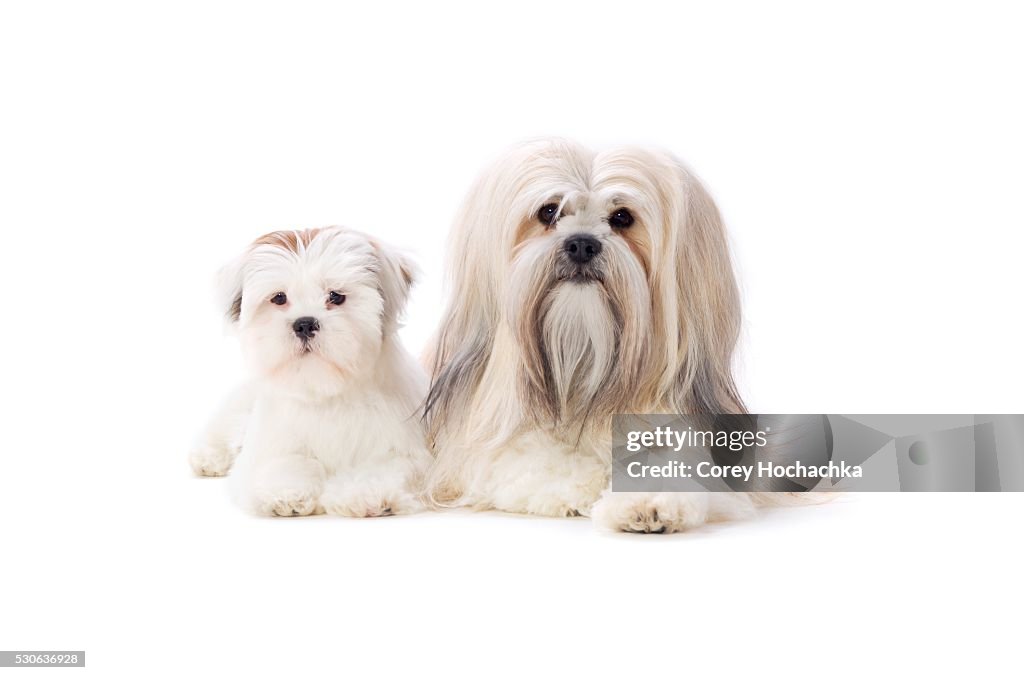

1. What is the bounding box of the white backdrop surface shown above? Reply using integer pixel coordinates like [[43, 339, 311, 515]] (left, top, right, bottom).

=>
[[1, 2, 1021, 678]]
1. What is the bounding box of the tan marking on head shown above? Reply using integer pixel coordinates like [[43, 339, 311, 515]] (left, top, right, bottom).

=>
[[619, 229, 651, 279], [513, 215, 549, 248], [251, 228, 325, 253]]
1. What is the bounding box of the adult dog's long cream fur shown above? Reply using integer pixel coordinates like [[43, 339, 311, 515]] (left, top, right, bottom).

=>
[[424, 138, 780, 532]]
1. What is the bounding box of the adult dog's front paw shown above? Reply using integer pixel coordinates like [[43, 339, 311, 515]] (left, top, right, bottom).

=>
[[189, 443, 238, 477], [591, 492, 709, 534]]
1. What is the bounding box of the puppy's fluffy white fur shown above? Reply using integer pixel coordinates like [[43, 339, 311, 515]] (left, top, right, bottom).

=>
[[190, 227, 432, 517], [424, 138, 785, 533]]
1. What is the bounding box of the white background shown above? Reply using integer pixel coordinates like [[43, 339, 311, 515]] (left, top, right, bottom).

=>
[[1, 1, 1022, 678]]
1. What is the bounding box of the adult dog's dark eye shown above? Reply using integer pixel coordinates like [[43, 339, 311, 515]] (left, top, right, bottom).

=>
[[270, 292, 287, 305], [608, 208, 634, 229], [538, 203, 559, 226], [328, 291, 346, 306]]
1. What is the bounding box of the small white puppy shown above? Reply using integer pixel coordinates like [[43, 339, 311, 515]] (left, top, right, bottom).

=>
[[189, 227, 432, 517]]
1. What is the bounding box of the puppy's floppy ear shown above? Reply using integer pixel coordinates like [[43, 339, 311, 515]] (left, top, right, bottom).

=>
[[370, 239, 417, 333], [214, 253, 246, 328]]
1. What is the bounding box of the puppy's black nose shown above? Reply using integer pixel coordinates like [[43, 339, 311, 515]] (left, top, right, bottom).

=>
[[292, 316, 320, 340], [563, 234, 602, 264]]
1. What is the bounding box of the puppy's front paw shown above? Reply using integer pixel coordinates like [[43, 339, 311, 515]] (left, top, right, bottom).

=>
[[320, 483, 421, 518], [591, 492, 709, 534], [254, 489, 321, 517], [322, 495, 393, 518], [189, 443, 238, 477]]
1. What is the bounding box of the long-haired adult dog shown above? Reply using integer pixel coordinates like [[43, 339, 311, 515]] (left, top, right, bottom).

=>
[[424, 138, 779, 533]]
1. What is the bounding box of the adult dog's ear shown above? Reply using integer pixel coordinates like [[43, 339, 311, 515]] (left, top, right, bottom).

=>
[[667, 158, 745, 415], [370, 239, 417, 334], [214, 254, 245, 328]]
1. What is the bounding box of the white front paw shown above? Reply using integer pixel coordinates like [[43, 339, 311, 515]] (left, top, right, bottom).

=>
[[320, 481, 422, 518], [189, 443, 238, 477], [591, 492, 709, 534], [253, 488, 321, 517]]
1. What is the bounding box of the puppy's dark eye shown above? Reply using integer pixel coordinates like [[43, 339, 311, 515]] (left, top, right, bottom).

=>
[[538, 203, 559, 226], [608, 208, 634, 229], [270, 292, 287, 305], [328, 291, 346, 306]]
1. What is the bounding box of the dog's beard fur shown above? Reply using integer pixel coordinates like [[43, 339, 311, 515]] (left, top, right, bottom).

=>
[[540, 285, 616, 420], [511, 236, 652, 430]]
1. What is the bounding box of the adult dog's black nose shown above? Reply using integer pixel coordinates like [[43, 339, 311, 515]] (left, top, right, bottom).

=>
[[292, 316, 320, 340], [563, 234, 602, 264]]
